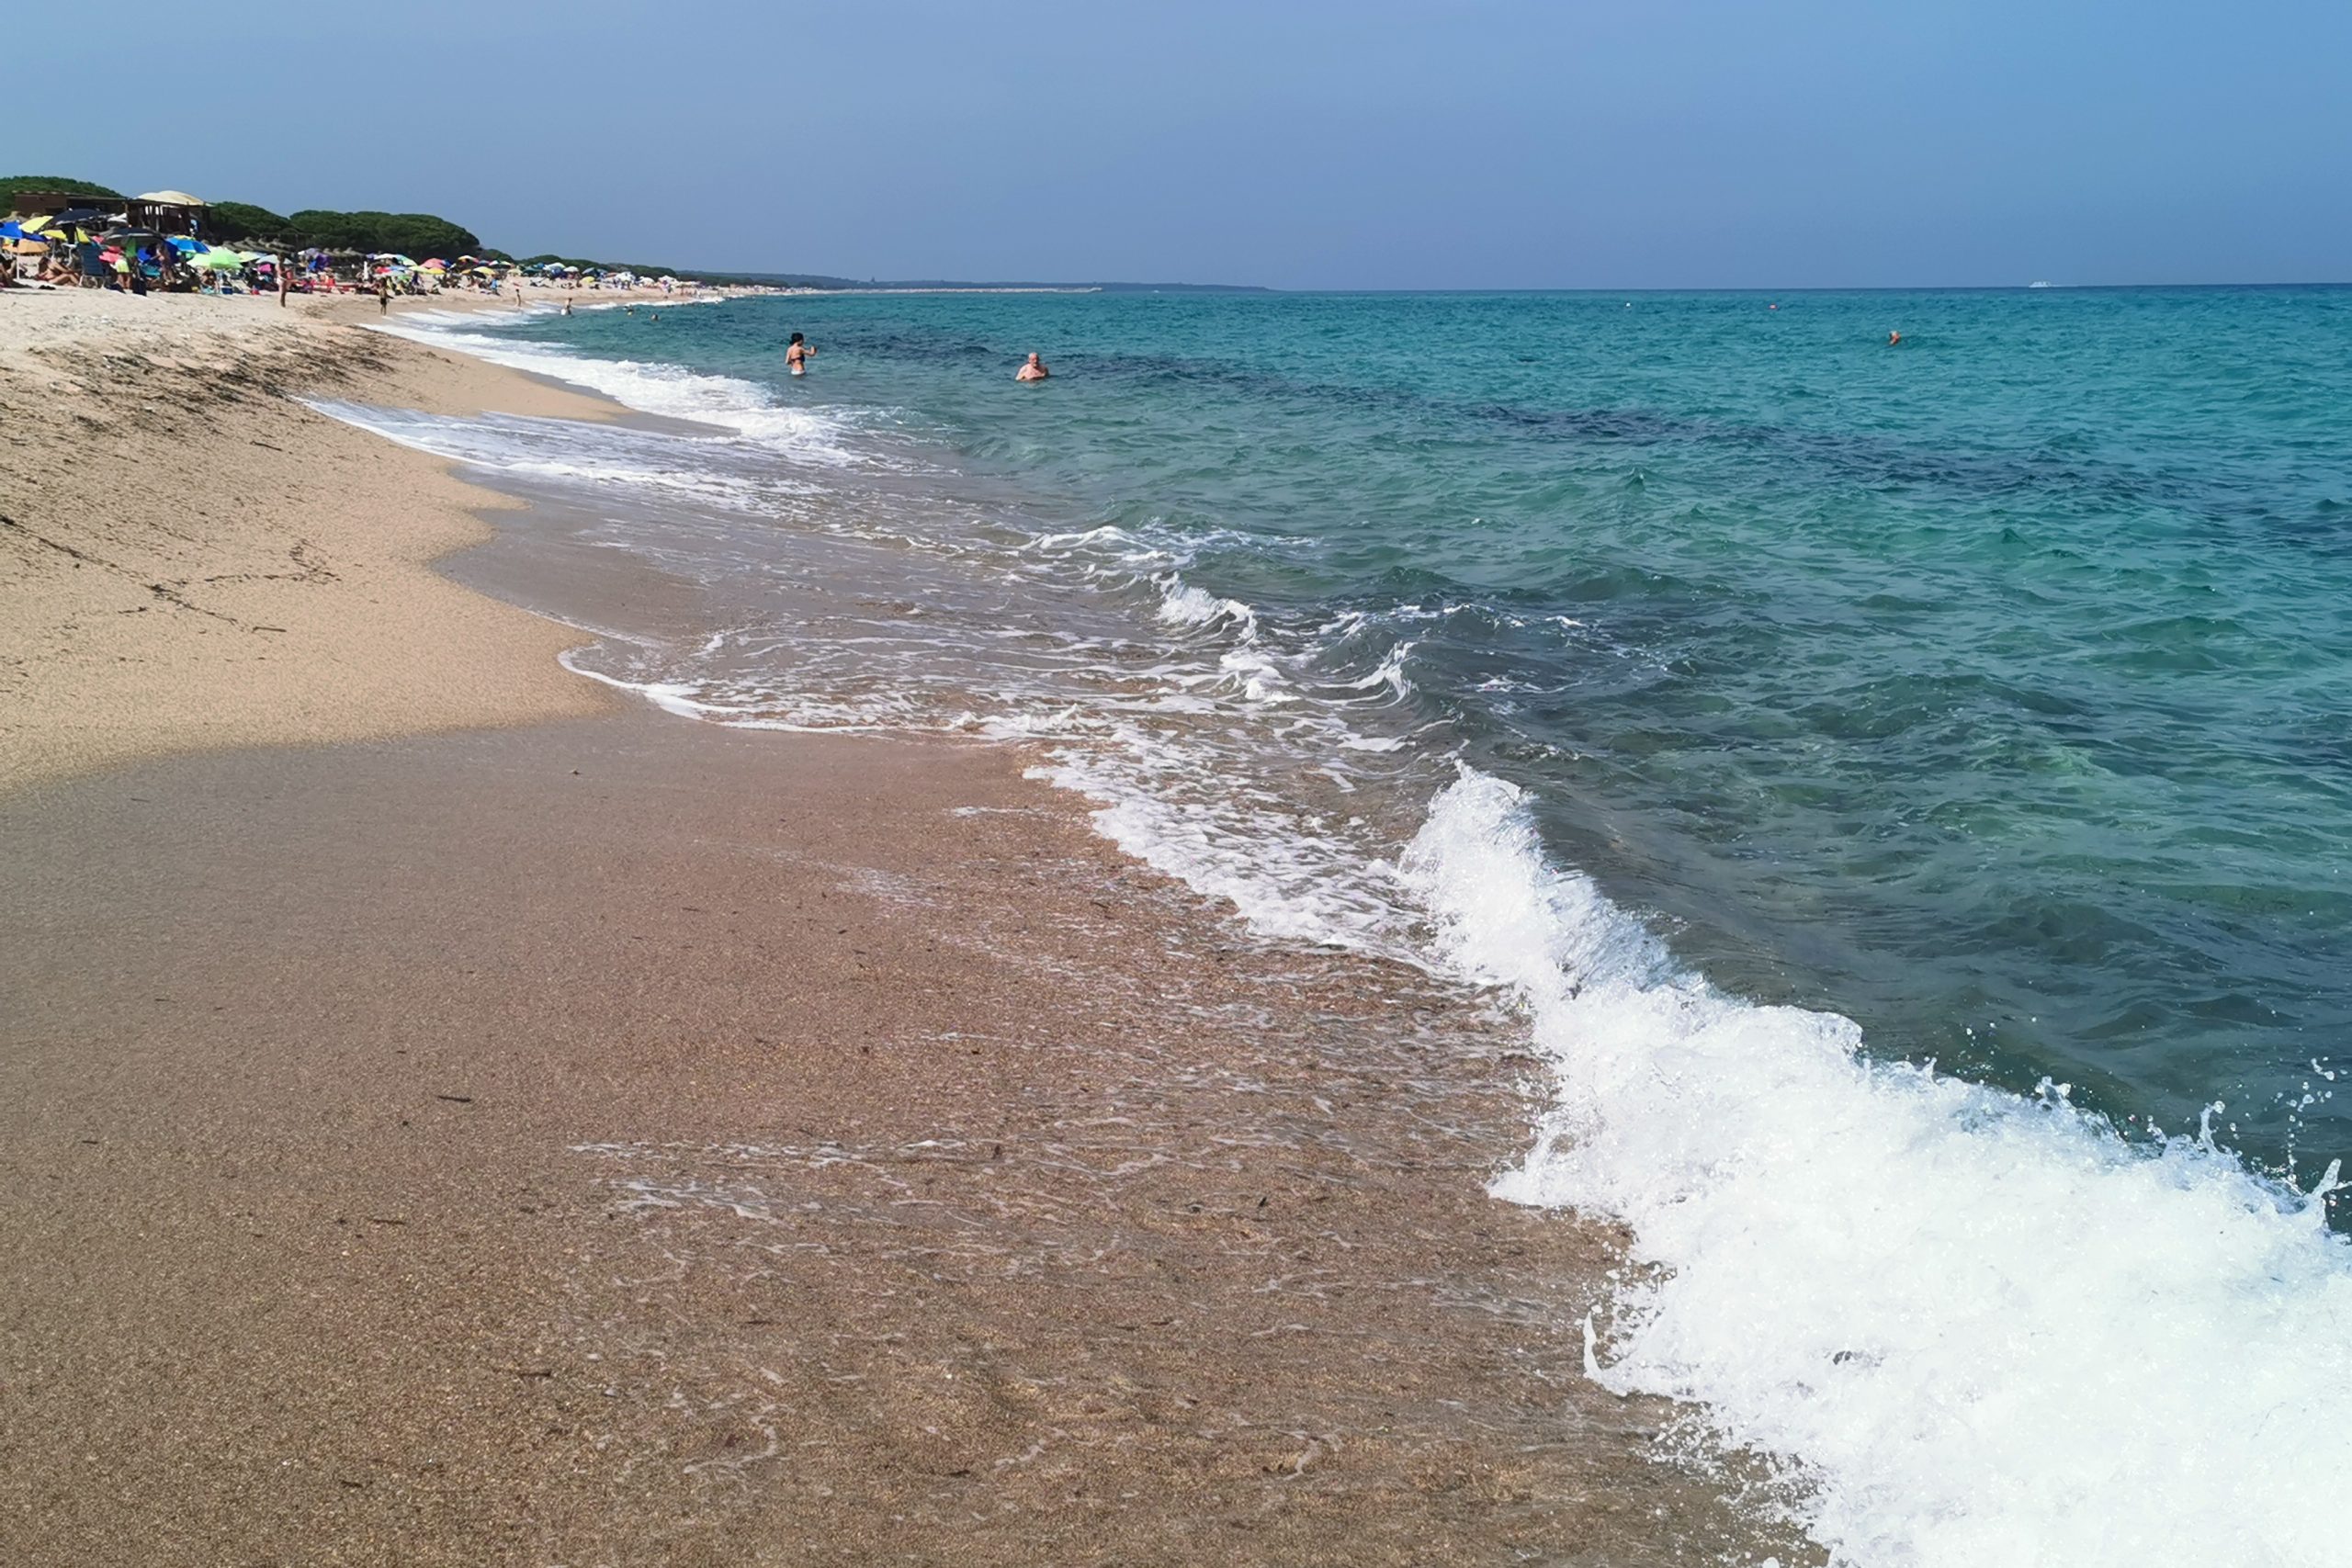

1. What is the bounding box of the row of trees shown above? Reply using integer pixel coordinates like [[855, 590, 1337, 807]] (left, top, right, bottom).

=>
[[0, 178, 479, 257], [207, 202, 483, 260], [0, 174, 123, 209], [6, 175, 716, 281], [206, 204, 691, 278]]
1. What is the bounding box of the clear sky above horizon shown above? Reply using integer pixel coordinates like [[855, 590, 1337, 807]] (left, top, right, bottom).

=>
[[14, 0, 2346, 288]]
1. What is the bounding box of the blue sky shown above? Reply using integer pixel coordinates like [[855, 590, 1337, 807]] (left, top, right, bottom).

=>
[[15, 0, 2347, 288]]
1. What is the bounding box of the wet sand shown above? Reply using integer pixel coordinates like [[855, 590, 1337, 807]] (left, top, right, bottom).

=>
[[2, 710, 1794, 1566]]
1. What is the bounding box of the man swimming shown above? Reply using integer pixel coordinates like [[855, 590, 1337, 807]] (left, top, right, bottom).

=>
[[1015, 352, 1049, 382]]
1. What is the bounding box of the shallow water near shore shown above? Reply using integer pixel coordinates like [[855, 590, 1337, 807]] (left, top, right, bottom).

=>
[[348, 287, 2352, 1565]]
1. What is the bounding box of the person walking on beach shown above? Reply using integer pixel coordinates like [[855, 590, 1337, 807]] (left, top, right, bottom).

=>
[[378, 276, 391, 315], [1016, 351, 1049, 382], [786, 332, 813, 376]]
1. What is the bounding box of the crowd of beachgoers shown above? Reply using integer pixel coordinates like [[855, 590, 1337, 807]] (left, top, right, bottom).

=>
[[3, 187, 701, 302]]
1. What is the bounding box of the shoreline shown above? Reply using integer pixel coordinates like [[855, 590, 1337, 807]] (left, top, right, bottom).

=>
[[0, 272, 1793, 1562]]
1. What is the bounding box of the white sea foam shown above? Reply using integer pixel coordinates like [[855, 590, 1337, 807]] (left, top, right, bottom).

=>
[[1345, 640, 1417, 698], [369, 315, 879, 469], [1391, 767, 2352, 1568], [1006, 717, 2352, 1563], [1015, 727, 1408, 954], [1155, 575, 1260, 637], [302, 399, 816, 513]]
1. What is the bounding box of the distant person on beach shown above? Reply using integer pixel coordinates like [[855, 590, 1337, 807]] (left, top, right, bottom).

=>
[[1016, 352, 1049, 382], [786, 332, 812, 375], [378, 277, 390, 315], [277, 265, 289, 308]]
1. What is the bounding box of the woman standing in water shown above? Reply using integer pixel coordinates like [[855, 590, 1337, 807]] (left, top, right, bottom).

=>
[[786, 332, 814, 376]]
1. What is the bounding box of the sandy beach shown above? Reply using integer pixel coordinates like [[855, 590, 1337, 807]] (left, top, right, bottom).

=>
[[0, 290, 629, 794], [0, 290, 1790, 1564]]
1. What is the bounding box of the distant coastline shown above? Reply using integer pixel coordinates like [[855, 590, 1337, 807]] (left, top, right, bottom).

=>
[[729, 273, 1274, 294]]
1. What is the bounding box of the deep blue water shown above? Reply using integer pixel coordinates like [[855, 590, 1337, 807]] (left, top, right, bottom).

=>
[[509, 285, 2352, 1180]]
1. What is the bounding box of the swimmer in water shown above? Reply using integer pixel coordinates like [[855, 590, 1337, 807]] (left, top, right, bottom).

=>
[[786, 332, 812, 375], [1888, 330, 1902, 345], [1015, 352, 1049, 382]]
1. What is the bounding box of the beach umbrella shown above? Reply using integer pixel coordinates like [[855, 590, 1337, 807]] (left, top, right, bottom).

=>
[[136, 190, 207, 207], [165, 235, 207, 253], [420, 258, 448, 270]]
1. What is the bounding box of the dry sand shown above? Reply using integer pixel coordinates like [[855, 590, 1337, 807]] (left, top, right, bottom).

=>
[[0, 290, 1801, 1564], [0, 290, 618, 795]]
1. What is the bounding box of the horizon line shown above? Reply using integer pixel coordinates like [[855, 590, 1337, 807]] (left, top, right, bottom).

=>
[[714, 276, 2352, 296]]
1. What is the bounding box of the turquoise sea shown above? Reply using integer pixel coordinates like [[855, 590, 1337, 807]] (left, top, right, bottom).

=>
[[356, 286, 2352, 1565], [539, 286, 2349, 1168]]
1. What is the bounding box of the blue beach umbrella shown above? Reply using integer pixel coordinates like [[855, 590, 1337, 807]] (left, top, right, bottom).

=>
[[165, 235, 207, 253]]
